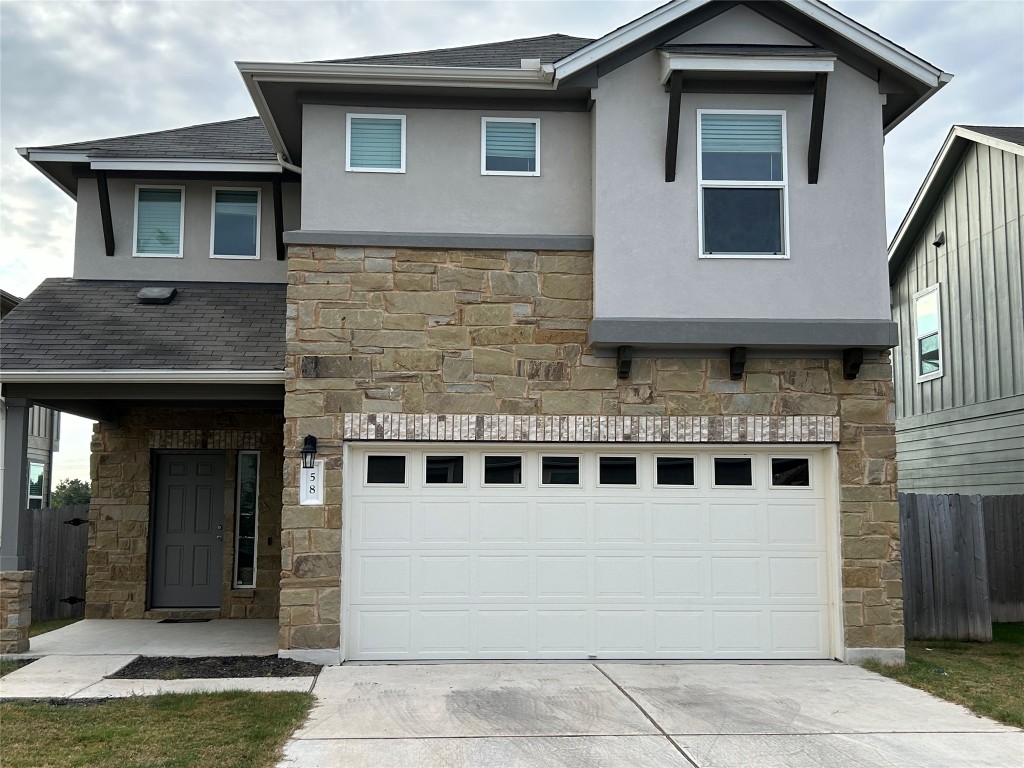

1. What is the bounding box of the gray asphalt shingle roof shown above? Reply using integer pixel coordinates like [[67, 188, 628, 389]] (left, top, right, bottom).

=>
[[32, 116, 275, 160], [959, 125, 1024, 147], [323, 34, 594, 68], [0, 279, 285, 371]]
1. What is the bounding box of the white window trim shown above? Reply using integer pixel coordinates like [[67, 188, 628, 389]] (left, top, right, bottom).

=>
[[364, 453, 410, 487], [768, 456, 814, 490], [597, 455, 640, 488], [539, 453, 582, 487], [346, 113, 406, 173], [482, 453, 526, 488], [209, 187, 261, 260], [711, 455, 756, 489], [233, 451, 260, 589], [132, 184, 185, 258], [28, 461, 45, 507], [481, 117, 541, 177], [696, 109, 790, 260], [914, 283, 943, 382], [653, 454, 698, 488], [423, 453, 468, 488]]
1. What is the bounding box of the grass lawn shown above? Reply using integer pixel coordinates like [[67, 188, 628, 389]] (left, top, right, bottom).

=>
[[0, 691, 313, 768], [30, 617, 82, 637], [0, 658, 34, 677], [866, 623, 1024, 728]]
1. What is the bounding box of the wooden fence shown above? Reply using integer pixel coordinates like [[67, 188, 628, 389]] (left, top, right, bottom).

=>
[[899, 493, 1024, 640], [27, 504, 89, 622]]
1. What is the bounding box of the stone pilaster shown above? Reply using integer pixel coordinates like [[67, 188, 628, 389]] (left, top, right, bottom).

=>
[[0, 571, 33, 654]]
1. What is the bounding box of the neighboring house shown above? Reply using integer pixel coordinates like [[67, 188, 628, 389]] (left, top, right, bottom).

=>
[[0, 290, 60, 515], [888, 126, 1024, 496], [0, 0, 952, 665]]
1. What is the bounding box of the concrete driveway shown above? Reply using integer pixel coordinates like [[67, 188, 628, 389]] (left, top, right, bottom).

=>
[[279, 662, 1022, 767]]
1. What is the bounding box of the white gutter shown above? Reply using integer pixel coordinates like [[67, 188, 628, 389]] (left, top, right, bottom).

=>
[[277, 153, 302, 175], [0, 370, 286, 384], [88, 159, 282, 173], [236, 61, 556, 89]]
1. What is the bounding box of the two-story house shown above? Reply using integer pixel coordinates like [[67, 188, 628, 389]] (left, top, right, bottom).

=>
[[1, 0, 950, 664]]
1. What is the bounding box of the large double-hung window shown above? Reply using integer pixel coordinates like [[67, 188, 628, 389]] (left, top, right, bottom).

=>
[[698, 111, 788, 258]]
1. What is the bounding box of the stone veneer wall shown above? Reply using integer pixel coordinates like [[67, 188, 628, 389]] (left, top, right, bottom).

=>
[[282, 244, 901, 656], [87, 407, 283, 620], [0, 571, 33, 653]]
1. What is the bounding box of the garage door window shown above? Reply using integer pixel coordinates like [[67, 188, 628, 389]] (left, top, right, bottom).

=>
[[541, 456, 580, 486], [425, 455, 464, 484], [771, 457, 811, 487], [656, 456, 695, 486], [713, 456, 753, 487], [483, 455, 523, 485], [599, 456, 637, 486], [366, 455, 406, 485]]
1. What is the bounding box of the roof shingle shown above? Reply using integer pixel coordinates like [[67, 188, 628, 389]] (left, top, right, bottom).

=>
[[322, 34, 594, 68], [0, 279, 285, 371], [958, 125, 1024, 147]]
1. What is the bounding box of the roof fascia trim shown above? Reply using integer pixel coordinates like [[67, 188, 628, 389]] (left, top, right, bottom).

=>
[[658, 50, 835, 83], [16, 148, 78, 200], [237, 61, 556, 89], [0, 370, 286, 384], [89, 160, 283, 173], [955, 127, 1024, 158]]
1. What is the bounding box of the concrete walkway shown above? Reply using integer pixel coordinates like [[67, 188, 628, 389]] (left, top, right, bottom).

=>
[[0, 654, 315, 699], [279, 662, 1024, 768]]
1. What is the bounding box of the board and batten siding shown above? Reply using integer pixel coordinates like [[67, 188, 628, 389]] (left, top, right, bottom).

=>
[[891, 141, 1024, 495]]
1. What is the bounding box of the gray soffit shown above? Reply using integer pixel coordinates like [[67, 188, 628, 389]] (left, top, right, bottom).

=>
[[318, 34, 594, 68], [0, 278, 285, 373], [888, 125, 1024, 281], [658, 44, 833, 57], [284, 230, 594, 252], [588, 318, 899, 349]]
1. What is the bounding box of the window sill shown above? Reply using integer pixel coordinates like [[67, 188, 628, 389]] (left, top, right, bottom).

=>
[[133, 253, 183, 258], [211, 254, 260, 260], [700, 253, 789, 260], [916, 372, 944, 383], [482, 170, 540, 177], [346, 167, 405, 174]]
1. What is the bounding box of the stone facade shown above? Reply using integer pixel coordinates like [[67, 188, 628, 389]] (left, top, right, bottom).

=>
[[86, 407, 283, 620], [0, 571, 33, 653], [281, 244, 901, 657]]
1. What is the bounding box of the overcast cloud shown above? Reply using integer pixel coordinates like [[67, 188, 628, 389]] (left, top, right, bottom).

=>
[[1, 0, 1022, 481]]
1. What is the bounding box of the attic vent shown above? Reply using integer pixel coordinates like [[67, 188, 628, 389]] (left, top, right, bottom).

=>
[[136, 287, 178, 305], [932, 231, 946, 247]]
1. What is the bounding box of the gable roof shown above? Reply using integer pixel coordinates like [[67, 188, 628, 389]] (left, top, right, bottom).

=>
[[322, 34, 594, 68], [888, 125, 1024, 282], [0, 278, 285, 374]]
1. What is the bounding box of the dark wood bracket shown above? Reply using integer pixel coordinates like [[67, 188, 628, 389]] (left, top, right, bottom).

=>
[[617, 346, 634, 380], [807, 72, 828, 184], [665, 71, 683, 183], [730, 347, 747, 380], [273, 177, 285, 260], [96, 169, 115, 256], [843, 347, 864, 380]]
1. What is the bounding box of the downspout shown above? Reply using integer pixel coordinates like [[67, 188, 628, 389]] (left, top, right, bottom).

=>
[[47, 408, 56, 507], [277, 153, 302, 175]]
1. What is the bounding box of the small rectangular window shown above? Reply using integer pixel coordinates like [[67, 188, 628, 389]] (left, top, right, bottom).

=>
[[347, 114, 405, 173], [366, 455, 406, 484], [28, 462, 45, 509], [234, 451, 259, 588], [599, 456, 637, 485], [211, 189, 259, 259], [914, 284, 942, 381], [541, 456, 579, 486], [698, 111, 787, 258], [656, 457, 695, 486], [714, 457, 753, 487], [482, 118, 539, 175], [484, 455, 522, 485], [134, 186, 184, 257], [771, 457, 810, 487], [425, 455, 464, 484]]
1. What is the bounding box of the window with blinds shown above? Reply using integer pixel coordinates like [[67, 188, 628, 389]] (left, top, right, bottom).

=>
[[482, 118, 539, 175], [211, 188, 260, 258], [347, 114, 405, 172], [134, 187, 184, 257], [698, 111, 788, 258]]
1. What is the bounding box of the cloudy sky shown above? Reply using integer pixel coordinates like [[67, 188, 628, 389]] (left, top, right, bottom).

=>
[[1, 0, 1023, 483]]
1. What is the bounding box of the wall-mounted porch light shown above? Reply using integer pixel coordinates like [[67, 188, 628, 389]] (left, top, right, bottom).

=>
[[301, 435, 318, 469]]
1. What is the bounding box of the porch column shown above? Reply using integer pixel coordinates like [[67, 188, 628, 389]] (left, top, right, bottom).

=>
[[1, 398, 33, 652]]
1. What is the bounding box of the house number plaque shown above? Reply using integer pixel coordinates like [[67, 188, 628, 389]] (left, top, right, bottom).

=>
[[300, 460, 325, 506]]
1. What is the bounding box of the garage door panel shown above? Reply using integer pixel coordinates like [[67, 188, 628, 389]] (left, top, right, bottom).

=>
[[358, 501, 413, 544], [595, 610, 647, 653], [770, 611, 827, 654], [419, 611, 471, 653], [537, 556, 588, 597], [420, 502, 471, 543], [711, 557, 763, 598], [536, 502, 588, 542], [769, 556, 826, 598], [768, 503, 823, 545], [419, 556, 471, 598], [594, 503, 646, 542], [713, 611, 764, 651], [651, 502, 703, 543], [478, 611, 531, 653], [358, 556, 412, 598], [653, 556, 704, 597], [478, 556, 529, 597], [709, 503, 763, 543], [654, 611, 706, 652], [477, 502, 529, 543], [356, 611, 411, 654], [537, 610, 589, 653], [595, 556, 646, 596]]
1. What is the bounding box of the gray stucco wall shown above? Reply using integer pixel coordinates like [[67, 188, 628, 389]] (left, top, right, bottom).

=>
[[74, 177, 298, 283], [673, 3, 811, 46], [300, 104, 592, 236], [592, 47, 890, 321]]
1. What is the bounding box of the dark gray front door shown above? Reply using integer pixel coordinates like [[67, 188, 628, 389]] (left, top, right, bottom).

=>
[[151, 453, 226, 609]]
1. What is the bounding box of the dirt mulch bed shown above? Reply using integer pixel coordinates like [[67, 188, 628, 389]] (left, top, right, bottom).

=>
[[108, 655, 321, 680]]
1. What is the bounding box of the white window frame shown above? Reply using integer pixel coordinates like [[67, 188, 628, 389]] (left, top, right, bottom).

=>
[[539, 453, 582, 488], [597, 455, 640, 488], [768, 455, 814, 490], [132, 184, 185, 258], [481, 453, 526, 488], [346, 113, 406, 173], [653, 454, 698, 488], [696, 109, 790, 260], [27, 461, 45, 508], [364, 453, 410, 487], [209, 187, 261, 260], [481, 117, 541, 177], [711, 455, 756, 489], [914, 283, 943, 382], [423, 453, 468, 488], [233, 451, 260, 588]]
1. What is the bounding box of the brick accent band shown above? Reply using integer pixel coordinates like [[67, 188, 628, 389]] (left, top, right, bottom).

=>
[[342, 413, 840, 443], [149, 430, 263, 450]]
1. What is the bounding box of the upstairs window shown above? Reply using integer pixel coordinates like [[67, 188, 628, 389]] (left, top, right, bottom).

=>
[[698, 111, 788, 258], [211, 189, 260, 259], [347, 114, 405, 173], [482, 118, 539, 176], [914, 284, 942, 381], [28, 462, 44, 509], [134, 186, 184, 257]]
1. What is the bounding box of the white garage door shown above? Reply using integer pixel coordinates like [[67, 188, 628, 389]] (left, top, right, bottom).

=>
[[344, 445, 835, 661]]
